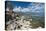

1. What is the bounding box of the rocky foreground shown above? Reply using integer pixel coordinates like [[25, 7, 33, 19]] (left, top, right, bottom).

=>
[[6, 15, 32, 30], [5, 15, 43, 31]]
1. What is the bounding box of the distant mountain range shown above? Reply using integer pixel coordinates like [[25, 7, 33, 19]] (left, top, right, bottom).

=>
[[14, 11, 44, 17]]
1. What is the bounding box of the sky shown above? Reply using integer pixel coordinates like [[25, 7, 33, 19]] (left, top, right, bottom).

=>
[[6, 1, 32, 8], [5, 1, 45, 13]]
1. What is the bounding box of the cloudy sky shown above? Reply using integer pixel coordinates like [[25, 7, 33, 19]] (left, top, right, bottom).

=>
[[6, 1, 44, 13]]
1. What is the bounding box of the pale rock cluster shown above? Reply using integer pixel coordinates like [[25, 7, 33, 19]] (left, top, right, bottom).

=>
[[6, 15, 32, 30]]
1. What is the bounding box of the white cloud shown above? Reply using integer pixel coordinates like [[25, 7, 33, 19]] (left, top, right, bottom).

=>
[[22, 8, 30, 12], [31, 3, 44, 12], [13, 6, 32, 12], [13, 6, 22, 12]]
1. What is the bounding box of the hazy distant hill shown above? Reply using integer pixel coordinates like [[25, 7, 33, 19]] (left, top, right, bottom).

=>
[[14, 11, 44, 17]]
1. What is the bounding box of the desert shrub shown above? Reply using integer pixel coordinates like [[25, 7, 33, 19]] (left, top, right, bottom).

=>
[[30, 16, 45, 28]]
